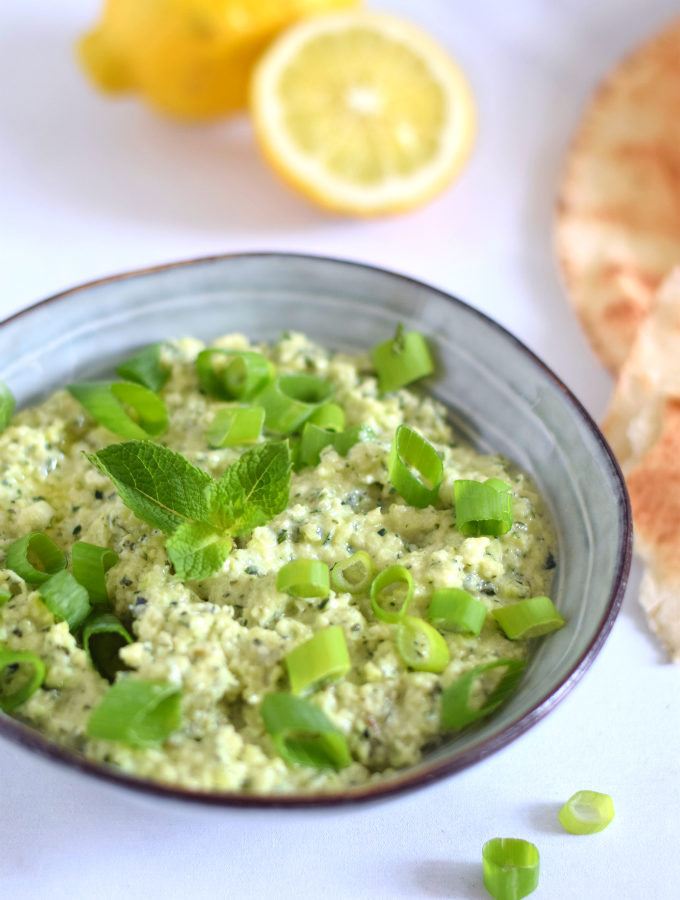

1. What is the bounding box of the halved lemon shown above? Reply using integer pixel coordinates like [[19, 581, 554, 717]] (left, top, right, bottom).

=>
[[250, 12, 476, 215]]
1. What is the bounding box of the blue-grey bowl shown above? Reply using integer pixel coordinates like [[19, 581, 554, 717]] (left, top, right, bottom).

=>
[[0, 253, 631, 808]]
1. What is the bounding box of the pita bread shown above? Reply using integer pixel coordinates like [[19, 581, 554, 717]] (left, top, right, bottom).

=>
[[603, 270, 680, 660], [625, 399, 680, 662], [556, 18, 680, 372]]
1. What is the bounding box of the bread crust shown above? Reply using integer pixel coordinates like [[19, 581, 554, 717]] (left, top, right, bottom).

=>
[[556, 19, 680, 372]]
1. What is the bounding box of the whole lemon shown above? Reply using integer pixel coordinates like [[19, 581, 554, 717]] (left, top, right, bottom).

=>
[[78, 0, 360, 119]]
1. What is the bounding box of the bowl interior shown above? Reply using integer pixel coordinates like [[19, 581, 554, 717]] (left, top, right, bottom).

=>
[[0, 253, 631, 805]]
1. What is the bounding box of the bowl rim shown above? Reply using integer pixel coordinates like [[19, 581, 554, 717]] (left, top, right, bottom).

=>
[[0, 250, 632, 809]]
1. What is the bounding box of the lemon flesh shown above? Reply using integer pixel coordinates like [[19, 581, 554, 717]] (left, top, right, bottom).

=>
[[251, 12, 476, 214]]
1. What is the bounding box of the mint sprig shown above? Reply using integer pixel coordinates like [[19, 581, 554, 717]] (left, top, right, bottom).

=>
[[86, 440, 291, 580]]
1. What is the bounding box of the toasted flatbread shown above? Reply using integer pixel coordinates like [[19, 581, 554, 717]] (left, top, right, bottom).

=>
[[603, 268, 680, 472], [556, 18, 680, 372], [603, 270, 680, 660], [625, 399, 680, 662]]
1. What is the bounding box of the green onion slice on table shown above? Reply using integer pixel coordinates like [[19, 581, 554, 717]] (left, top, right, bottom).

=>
[[67, 381, 168, 440], [492, 596, 565, 639], [38, 571, 91, 631], [87, 679, 181, 748], [277, 559, 330, 599], [0, 647, 46, 712], [454, 478, 513, 537], [482, 838, 539, 900], [388, 425, 443, 507], [261, 692, 351, 770], [115, 342, 170, 393], [205, 406, 265, 448], [196, 349, 275, 401], [441, 658, 525, 730], [370, 565, 414, 623], [558, 790, 615, 834], [331, 551, 373, 595], [426, 588, 487, 635], [6, 532, 67, 584], [285, 626, 351, 695], [396, 616, 450, 673], [371, 326, 434, 393], [256, 374, 334, 434], [0, 381, 15, 433], [71, 541, 119, 605], [82, 611, 133, 682]]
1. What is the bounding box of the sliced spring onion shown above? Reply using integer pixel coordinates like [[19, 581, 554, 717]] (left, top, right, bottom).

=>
[[493, 596, 565, 640], [261, 692, 351, 770], [331, 551, 373, 595], [87, 678, 181, 748], [0, 591, 10, 607], [332, 424, 374, 457], [115, 342, 169, 393], [308, 402, 345, 432], [277, 559, 330, 599], [558, 790, 615, 834], [441, 658, 525, 731], [285, 626, 351, 694], [371, 326, 434, 393], [0, 647, 46, 712], [6, 532, 67, 584], [297, 422, 375, 469], [297, 423, 335, 469], [454, 479, 513, 537], [396, 616, 450, 673], [82, 611, 133, 682], [370, 565, 414, 623], [196, 349, 275, 401], [256, 374, 334, 435], [0, 381, 15, 433], [388, 425, 443, 508], [482, 838, 539, 900], [426, 588, 487, 635], [67, 381, 168, 440], [71, 541, 119, 604], [38, 570, 91, 631], [206, 406, 265, 448]]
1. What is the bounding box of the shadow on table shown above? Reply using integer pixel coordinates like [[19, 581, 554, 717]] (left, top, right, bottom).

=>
[[411, 859, 488, 899], [0, 22, 328, 235]]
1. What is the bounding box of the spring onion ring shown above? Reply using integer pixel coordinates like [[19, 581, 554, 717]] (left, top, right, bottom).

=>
[[426, 588, 487, 635], [6, 532, 67, 585], [370, 565, 414, 623], [558, 790, 615, 834], [285, 626, 351, 694], [277, 559, 330, 599], [0, 647, 46, 712], [482, 838, 539, 900], [87, 679, 182, 748], [388, 425, 443, 508], [261, 692, 351, 770], [396, 616, 450, 673]]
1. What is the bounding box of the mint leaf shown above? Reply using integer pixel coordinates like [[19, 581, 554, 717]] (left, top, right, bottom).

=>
[[166, 522, 232, 580], [208, 440, 291, 535], [86, 441, 213, 533]]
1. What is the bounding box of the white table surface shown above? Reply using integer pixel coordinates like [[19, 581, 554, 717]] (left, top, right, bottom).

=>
[[2, 1, 679, 897]]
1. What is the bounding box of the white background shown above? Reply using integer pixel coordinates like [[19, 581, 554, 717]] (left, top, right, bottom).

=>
[[2, 1, 679, 897]]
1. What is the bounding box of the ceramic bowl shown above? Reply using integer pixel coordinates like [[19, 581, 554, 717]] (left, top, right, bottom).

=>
[[0, 253, 631, 808]]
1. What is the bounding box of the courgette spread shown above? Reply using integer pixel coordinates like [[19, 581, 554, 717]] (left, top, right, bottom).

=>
[[0, 331, 556, 794]]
